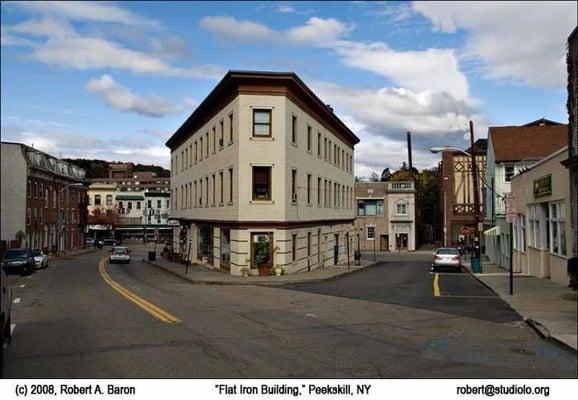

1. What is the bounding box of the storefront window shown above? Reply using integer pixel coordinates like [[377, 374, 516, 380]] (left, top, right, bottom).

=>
[[549, 202, 566, 256], [220, 228, 230, 269], [251, 232, 273, 269]]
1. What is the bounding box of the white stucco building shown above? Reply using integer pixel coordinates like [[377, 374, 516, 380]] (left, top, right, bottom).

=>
[[166, 71, 359, 275]]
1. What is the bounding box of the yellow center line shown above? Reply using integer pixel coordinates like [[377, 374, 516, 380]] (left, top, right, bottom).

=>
[[433, 272, 441, 297], [98, 258, 180, 324]]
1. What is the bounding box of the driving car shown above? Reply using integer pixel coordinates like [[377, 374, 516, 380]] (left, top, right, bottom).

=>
[[103, 238, 117, 246], [31, 249, 49, 269], [1, 249, 36, 275], [431, 247, 462, 272], [109, 246, 131, 264], [1, 268, 13, 377]]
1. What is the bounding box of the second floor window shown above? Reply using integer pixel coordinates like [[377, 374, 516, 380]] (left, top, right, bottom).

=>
[[253, 166, 271, 200], [505, 164, 515, 182], [396, 202, 408, 215], [307, 125, 311, 152], [253, 109, 272, 137], [94, 195, 101, 206], [106, 195, 112, 206], [291, 115, 297, 144], [358, 199, 384, 216]]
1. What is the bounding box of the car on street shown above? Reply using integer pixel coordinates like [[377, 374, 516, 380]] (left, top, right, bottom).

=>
[[431, 247, 462, 272], [1, 249, 36, 275], [103, 238, 116, 246], [109, 246, 131, 264], [1, 267, 13, 377], [31, 249, 48, 269], [85, 237, 95, 247]]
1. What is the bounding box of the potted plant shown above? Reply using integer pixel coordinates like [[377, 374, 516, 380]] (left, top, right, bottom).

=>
[[273, 264, 285, 276], [239, 266, 250, 277]]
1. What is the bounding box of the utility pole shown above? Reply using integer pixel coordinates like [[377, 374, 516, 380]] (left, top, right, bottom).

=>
[[469, 120, 482, 272]]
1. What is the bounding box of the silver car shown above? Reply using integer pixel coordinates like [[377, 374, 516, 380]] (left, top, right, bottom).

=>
[[109, 246, 131, 264], [432, 248, 462, 271], [32, 249, 48, 269]]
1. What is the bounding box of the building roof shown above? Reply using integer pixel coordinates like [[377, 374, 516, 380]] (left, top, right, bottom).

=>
[[465, 138, 488, 155], [165, 70, 360, 149], [488, 122, 568, 163]]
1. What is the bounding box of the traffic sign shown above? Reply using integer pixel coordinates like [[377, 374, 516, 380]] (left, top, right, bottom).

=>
[[505, 192, 516, 223]]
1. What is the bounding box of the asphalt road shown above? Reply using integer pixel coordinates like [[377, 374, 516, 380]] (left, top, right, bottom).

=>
[[3, 248, 577, 378]]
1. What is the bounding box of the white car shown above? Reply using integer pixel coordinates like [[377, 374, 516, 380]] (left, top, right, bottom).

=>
[[31, 249, 48, 269], [431, 247, 462, 272], [109, 247, 131, 264]]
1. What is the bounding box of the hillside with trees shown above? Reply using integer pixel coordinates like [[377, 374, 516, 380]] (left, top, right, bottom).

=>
[[63, 158, 170, 178]]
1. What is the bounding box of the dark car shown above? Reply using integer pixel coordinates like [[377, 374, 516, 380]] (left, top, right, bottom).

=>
[[1, 249, 36, 275], [103, 238, 116, 246]]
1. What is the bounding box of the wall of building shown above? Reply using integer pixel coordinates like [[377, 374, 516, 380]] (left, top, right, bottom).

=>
[[511, 149, 572, 285], [0, 143, 27, 246]]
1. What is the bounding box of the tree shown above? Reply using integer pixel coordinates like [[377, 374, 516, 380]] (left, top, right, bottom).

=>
[[88, 207, 120, 228], [369, 172, 380, 182], [355, 176, 363, 182]]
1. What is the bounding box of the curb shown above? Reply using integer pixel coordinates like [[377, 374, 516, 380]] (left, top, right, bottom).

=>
[[48, 248, 99, 261], [461, 263, 502, 295], [525, 318, 578, 354], [142, 259, 377, 286]]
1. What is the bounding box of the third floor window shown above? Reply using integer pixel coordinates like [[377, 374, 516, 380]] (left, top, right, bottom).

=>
[[253, 109, 272, 137]]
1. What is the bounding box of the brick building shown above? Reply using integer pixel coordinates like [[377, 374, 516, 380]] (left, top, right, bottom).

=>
[[1, 142, 88, 255]]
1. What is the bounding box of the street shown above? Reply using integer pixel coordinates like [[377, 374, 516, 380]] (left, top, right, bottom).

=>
[[3, 249, 577, 378]]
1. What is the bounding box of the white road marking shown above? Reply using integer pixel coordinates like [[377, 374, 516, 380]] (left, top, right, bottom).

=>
[[10, 324, 16, 335], [19, 284, 26, 288], [13, 297, 21, 304], [26, 276, 32, 279], [306, 313, 318, 318]]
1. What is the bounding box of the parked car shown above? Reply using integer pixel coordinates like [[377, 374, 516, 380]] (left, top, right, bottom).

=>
[[1, 268, 13, 377], [109, 246, 131, 264], [85, 237, 95, 247], [431, 247, 462, 272], [1, 249, 36, 275], [31, 249, 48, 269]]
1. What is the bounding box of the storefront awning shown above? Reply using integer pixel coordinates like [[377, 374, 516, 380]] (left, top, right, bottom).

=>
[[484, 226, 500, 236]]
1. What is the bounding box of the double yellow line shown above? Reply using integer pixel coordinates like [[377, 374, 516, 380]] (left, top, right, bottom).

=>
[[98, 258, 180, 324], [433, 272, 441, 297]]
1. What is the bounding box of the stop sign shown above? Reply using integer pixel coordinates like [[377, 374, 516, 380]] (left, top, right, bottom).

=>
[[460, 227, 471, 235]]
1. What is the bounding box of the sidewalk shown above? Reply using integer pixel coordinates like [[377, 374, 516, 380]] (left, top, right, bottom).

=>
[[463, 258, 577, 352], [143, 255, 376, 286]]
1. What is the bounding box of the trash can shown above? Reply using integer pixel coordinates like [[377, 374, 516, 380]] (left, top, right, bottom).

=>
[[148, 251, 156, 261], [471, 257, 481, 273], [354, 251, 362, 266]]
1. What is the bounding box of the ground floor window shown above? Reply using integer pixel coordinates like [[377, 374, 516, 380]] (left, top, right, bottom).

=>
[[366, 226, 375, 240], [197, 226, 214, 264], [220, 228, 230, 269], [549, 202, 566, 256]]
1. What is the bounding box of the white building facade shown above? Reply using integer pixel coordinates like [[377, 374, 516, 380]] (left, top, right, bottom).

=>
[[167, 71, 359, 276]]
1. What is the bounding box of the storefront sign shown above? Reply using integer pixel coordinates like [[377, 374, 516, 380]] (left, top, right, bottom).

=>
[[533, 174, 552, 198]]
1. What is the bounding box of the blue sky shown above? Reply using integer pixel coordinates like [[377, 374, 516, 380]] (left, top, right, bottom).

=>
[[1, 1, 576, 177]]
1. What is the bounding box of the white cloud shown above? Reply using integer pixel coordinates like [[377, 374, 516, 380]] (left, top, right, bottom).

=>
[[312, 80, 477, 137], [278, 5, 295, 14], [333, 41, 469, 99], [12, 1, 157, 26], [413, 1, 577, 87], [199, 16, 276, 41], [86, 75, 185, 117], [285, 17, 354, 44], [199, 16, 353, 45], [5, 17, 224, 79]]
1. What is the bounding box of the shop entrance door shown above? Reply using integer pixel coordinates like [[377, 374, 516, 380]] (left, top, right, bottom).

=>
[[380, 235, 388, 251]]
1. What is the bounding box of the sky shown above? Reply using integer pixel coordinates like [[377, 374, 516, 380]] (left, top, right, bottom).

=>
[[1, 1, 576, 178]]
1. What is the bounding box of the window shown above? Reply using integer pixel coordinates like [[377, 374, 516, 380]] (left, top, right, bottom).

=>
[[174, 188, 178, 209], [212, 174, 216, 205], [358, 200, 384, 216], [307, 125, 312, 151], [515, 214, 526, 251], [157, 200, 161, 208], [198, 181, 202, 206], [324, 180, 328, 206], [189, 144, 193, 167], [205, 177, 209, 206], [307, 232, 311, 257], [106, 195, 112, 206], [549, 202, 566, 256], [194, 141, 198, 163], [366, 226, 375, 240], [200, 137, 203, 160], [137, 201, 141, 210], [505, 164, 515, 182], [26, 208, 31, 225], [228, 113, 234, 143], [307, 174, 311, 203], [529, 205, 542, 248], [212, 126, 216, 153], [318, 229, 321, 263], [229, 168, 234, 203], [94, 194, 101, 206], [128, 201, 133, 210], [328, 140, 332, 163], [119, 201, 124, 212], [253, 109, 272, 137], [45, 188, 49, 207], [317, 177, 322, 205], [166, 199, 170, 209], [253, 166, 271, 200], [219, 171, 224, 204], [206, 132, 209, 157], [396, 202, 408, 215], [291, 169, 297, 203], [292, 234, 297, 261], [219, 120, 224, 148], [181, 150, 184, 172], [291, 115, 297, 144], [324, 138, 327, 160], [185, 148, 188, 169], [194, 181, 197, 208], [317, 132, 321, 156]]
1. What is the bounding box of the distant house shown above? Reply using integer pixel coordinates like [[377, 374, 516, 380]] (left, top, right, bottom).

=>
[[484, 119, 568, 268]]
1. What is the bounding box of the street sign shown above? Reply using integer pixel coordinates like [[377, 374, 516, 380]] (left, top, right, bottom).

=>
[[505, 192, 516, 223]]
